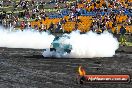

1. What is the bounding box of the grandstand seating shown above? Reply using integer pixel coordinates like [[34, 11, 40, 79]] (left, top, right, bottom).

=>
[[62, 22, 76, 32], [29, 0, 132, 33], [30, 13, 131, 33]]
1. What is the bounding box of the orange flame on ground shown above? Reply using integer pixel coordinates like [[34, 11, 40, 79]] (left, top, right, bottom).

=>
[[78, 66, 86, 76]]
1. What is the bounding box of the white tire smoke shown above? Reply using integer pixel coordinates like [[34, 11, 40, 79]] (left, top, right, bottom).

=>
[[0, 26, 119, 58], [43, 31, 119, 58], [0, 26, 55, 49], [64, 31, 119, 58]]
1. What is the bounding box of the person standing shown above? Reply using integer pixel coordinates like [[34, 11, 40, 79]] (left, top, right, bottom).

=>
[[119, 25, 127, 46]]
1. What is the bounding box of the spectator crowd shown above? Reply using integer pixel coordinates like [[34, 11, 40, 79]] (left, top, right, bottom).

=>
[[0, 0, 131, 33]]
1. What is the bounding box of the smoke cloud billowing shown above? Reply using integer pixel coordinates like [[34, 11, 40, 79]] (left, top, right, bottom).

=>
[[43, 31, 119, 58], [64, 31, 119, 58], [0, 26, 55, 49], [0, 26, 119, 58]]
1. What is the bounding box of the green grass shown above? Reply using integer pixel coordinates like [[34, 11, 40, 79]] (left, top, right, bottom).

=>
[[126, 42, 132, 46], [119, 42, 132, 46]]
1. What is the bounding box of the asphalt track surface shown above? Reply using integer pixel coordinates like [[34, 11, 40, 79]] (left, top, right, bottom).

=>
[[0, 47, 132, 88]]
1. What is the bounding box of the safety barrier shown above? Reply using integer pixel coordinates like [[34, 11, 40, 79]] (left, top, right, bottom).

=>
[[48, 8, 131, 18]]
